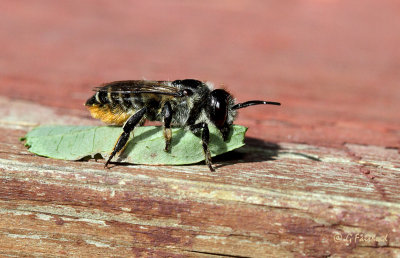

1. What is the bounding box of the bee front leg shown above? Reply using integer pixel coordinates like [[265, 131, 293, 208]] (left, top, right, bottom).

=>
[[105, 107, 147, 168], [190, 123, 215, 172], [162, 101, 172, 152], [220, 124, 231, 142]]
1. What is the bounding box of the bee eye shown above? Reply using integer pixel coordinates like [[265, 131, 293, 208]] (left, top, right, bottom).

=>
[[209, 89, 229, 128]]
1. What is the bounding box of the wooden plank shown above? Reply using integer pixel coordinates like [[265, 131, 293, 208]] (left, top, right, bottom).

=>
[[1, 98, 399, 256]]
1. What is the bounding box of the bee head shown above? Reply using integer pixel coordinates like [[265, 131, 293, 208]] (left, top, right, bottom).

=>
[[208, 89, 281, 141], [207, 89, 236, 140]]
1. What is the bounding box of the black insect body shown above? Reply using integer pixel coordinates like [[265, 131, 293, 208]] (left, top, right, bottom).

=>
[[85, 79, 280, 171]]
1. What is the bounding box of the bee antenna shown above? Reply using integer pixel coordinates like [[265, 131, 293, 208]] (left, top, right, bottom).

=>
[[232, 100, 281, 110]]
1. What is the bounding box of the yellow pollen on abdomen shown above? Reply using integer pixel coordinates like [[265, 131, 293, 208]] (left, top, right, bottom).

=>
[[87, 105, 132, 126]]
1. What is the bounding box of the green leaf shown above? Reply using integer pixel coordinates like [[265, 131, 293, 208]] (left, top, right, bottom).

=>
[[23, 125, 247, 165]]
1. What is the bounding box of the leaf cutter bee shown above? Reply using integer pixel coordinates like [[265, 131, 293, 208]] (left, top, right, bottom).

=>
[[85, 79, 280, 171]]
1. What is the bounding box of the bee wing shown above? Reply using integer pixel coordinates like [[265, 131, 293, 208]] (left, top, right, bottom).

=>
[[94, 80, 183, 97]]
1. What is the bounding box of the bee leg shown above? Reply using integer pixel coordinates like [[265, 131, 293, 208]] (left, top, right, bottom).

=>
[[220, 124, 231, 141], [162, 101, 172, 152], [190, 123, 215, 172], [104, 107, 147, 168]]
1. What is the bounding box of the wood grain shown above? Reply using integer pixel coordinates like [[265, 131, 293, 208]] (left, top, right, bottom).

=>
[[1, 0, 400, 256], [0, 98, 399, 257]]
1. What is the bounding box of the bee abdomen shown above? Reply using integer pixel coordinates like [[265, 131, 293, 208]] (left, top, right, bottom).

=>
[[122, 93, 133, 109], [85, 91, 110, 106], [85, 92, 134, 125]]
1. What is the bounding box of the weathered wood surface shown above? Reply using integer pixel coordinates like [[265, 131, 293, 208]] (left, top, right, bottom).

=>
[[1, 0, 400, 257], [1, 101, 400, 257]]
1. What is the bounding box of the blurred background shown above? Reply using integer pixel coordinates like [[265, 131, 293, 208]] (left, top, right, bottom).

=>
[[0, 0, 399, 148]]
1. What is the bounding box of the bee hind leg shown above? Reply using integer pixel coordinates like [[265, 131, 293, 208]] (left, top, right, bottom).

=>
[[162, 101, 172, 152], [190, 122, 215, 172], [105, 107, 147, 168]]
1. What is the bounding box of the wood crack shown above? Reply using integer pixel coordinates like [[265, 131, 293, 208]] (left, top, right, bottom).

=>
[[187, 250, 251, 258]]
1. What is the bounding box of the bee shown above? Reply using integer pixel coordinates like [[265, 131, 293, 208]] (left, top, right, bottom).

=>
[[85, 79, 280, 171]]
